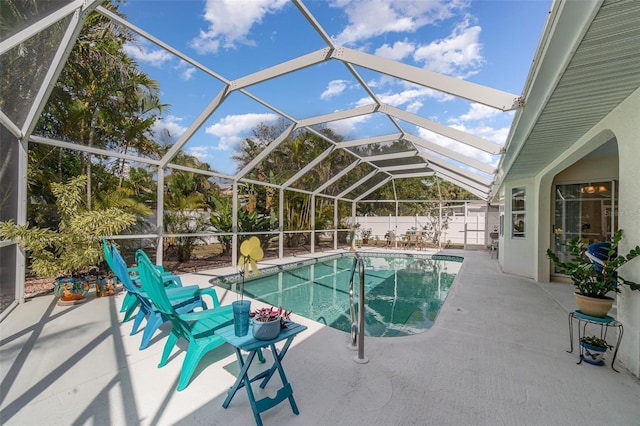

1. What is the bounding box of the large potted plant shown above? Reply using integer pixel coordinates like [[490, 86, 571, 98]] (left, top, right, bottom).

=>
[[547, 229, 640, 317], [0, 176, 136, 304]]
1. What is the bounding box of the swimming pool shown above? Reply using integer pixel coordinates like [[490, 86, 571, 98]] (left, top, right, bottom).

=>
[[215, 254, 462, 337]]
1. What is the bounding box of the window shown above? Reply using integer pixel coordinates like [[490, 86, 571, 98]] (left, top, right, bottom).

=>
[[552, 180, 617, 270], [511, 187, 526, 238]]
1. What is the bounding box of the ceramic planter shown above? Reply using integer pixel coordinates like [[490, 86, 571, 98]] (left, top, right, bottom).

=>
[[580, 341, 607, 366], [53, 277, 89, 304], [96, 276, 119, 297], [574, 293, 615, 318], [252, 316, 281, 340]]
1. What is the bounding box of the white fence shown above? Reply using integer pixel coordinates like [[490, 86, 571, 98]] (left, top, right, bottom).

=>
[[353, 204, 499, 247]]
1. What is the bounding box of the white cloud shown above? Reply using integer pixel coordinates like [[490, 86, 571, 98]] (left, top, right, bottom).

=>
[[374, 39, 415, 60], [205, 113, 279, 150], [413, 17, 484, 76], [190, 0, 289, 54], [181, 67, 196, 81], [449, 122, 512, 146], [331, 0, 466, 46], [152, 115, 187, 141], [123, 41, 172, 67], [406, 101, 423, 113], [456, 103, 502, 122], [321, 80, 349, 100], [417, 127, 498, 170], [354, 83, 452, 111], [326, 115, 371, 136], [175, 60, 196, 81], [186, 146, 211, 161]]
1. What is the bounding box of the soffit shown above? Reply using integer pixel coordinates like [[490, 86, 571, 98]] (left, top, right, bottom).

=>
[[498, 0, 640, 187]]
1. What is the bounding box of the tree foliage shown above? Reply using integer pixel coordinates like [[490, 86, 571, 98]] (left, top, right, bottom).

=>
[[0, 176, 136, 277]]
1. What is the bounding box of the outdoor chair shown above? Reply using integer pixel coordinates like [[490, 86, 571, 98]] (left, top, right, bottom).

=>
[[102, 238, 182, 322], [385, 231, 397, 247], [135, 249, 235, 391], [105, 241, 210, 350]]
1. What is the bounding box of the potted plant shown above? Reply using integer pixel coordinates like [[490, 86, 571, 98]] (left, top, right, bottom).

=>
[[0, 176, 136, 304], [547, 229, 640, 317], [579, 335, 613, 365], [249, 306, 291, 340], [361, 228, 372, 245]]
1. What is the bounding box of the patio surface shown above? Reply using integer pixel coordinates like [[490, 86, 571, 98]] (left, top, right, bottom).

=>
[[1, 248, 639, 425]]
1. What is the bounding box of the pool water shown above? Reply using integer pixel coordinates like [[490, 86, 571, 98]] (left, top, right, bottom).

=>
[[219, 255, 461, 337]]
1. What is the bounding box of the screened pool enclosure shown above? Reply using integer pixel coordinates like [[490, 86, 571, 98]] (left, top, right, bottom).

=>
[[0, 0, 521, 315]]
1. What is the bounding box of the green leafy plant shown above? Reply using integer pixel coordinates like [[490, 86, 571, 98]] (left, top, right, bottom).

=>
[[0, 175, 136, 278], [580, 336, 613, 350], [546, 229, 640, 298], [360, 228, 372, 240], [250, 306, 292, 328], [210, 198, 276, 255]]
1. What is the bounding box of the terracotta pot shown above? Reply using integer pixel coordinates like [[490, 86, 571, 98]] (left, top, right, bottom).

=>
[[574, 293, 614, 318]]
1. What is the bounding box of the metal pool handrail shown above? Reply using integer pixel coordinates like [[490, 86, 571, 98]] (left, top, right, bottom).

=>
[[349, 254, 368, 364]]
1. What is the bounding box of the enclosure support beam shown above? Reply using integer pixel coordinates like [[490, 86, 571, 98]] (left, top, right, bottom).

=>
[[334, 201, 339, 251], [310, 195, 316, 254], [232, 181, 239, 267], [279, 189, 285, 259], [156, 169, 165, 266]]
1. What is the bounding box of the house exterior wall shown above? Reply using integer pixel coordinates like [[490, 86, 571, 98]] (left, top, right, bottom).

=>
[[500, 86, 640, 376], [553, 155, 618, 183]]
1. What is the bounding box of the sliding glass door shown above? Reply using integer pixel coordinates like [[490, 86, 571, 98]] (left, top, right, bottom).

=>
[[552, 181, 617, 271]]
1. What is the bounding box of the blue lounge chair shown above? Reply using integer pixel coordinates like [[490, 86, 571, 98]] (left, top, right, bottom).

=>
[[102, 239, 182, 322], [135, 249, 235, 391], [106, 242, 210, 350]]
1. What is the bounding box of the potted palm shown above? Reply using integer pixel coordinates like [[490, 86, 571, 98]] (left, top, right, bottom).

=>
[[0, 176, 136, 304], [547, 229, 640, 317]]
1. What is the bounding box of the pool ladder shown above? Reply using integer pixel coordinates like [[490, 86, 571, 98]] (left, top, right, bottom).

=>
[[348, 255, 369, 364]]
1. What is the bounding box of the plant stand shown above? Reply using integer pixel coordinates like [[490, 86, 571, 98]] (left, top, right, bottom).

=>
[[567, 310, 623, 372]]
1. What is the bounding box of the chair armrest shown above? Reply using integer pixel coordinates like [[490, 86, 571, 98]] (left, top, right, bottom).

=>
[[163, 285, 203, 299], [139, 285, 200, 300], [181, 304, 233, 323], [161, 274, 183, 287], [190, 288, 222, 308], [128, 265, 167, 274]]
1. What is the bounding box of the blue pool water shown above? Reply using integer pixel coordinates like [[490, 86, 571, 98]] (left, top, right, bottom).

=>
[[218, 254, 462, 337]]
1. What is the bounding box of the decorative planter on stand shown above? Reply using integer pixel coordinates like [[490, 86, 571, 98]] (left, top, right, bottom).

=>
[[574, 293, 615, 318], [252, 316, 281, 340], [580, 340, 607, 366]]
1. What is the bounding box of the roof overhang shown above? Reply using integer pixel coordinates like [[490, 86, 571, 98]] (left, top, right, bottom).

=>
[[492, 0, 640, 199]]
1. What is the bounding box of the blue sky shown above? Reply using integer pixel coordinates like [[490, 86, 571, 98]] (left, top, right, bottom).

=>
[[119, 0, 552, 176]]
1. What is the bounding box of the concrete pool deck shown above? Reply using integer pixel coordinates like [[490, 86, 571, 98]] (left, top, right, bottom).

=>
[[1, 248, 639, 425]]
